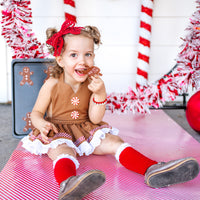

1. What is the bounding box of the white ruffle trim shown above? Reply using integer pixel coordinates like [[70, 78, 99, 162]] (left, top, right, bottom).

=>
[[21, 127, 119, 157], [21, 136, 82, 155], [115, 142, 131, 162], [53, 154, 80, 169]]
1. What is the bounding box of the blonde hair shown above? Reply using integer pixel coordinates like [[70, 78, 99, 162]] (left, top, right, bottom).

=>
[[46, 25, 102, 78]]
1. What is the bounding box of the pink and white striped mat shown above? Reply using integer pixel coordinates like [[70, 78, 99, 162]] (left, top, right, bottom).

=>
[[1, 110, 200, 200]]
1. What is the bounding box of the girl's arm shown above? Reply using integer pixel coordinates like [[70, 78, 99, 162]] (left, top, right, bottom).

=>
[[31, 78, 58, 143], [88, 76, 107, 124]]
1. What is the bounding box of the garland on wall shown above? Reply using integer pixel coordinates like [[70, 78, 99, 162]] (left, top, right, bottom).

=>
[[1, 0, 47, 58], [1, 0, 200, 113]]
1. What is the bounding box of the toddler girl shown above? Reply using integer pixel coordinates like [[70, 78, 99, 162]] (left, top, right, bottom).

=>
[[22, 19, 199, 200]]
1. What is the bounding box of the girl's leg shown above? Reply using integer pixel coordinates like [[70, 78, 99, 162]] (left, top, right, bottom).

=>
[[115, 143, 157, 175], [94, 134, 199, 188], [48, 143, 105, 200], [93, 134, 157, 175], [48, 143, 78, 186], [114, 142, 199, 188]]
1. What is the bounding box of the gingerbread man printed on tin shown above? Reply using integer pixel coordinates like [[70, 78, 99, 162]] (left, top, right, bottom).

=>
[[23, 112, 34, 132], [19, 66, 34, 86]]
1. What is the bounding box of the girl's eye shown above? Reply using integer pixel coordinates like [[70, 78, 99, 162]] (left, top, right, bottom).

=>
[[86, 53, 92, 57], [70, 53, 77, 58]]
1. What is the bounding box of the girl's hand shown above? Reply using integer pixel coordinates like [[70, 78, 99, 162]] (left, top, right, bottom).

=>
[[39, 121, 58, 144], [88, 75, 106, 97], [88, 75, 107, 124]]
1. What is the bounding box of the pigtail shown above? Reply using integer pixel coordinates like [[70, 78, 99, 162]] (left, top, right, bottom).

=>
[[82, 26, 102, 46], [46, 28, 58, 55], [46, 27, 63, 78]]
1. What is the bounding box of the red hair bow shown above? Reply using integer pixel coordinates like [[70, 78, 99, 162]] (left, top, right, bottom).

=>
[[46, 19, 83, 56]]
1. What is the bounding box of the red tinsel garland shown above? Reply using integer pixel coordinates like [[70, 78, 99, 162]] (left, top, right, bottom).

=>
[[1, 0, 47, 58]]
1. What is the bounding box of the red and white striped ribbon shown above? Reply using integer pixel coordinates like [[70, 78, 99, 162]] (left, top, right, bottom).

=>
[[63, 0, 77, 22], [136, 0, 154, 88]]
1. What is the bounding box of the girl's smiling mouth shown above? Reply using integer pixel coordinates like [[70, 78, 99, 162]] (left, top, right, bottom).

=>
[[75, 68, 88, 76]]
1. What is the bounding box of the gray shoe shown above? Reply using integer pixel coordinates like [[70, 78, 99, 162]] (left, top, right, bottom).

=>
[[58, 170, 106, 200], [145, 157, 199, 188]]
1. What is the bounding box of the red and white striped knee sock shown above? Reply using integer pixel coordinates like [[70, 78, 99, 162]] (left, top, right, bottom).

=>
[[53, 154, 80, 185], [115, 143, 157, 175]]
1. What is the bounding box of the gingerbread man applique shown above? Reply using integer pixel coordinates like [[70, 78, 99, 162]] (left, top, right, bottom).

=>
[[44, 66, 52, 83], [19, 66, 34, 86], [23, 112, 34, 132]]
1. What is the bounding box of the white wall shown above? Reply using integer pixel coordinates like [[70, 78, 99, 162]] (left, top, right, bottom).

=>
[[0, 28, 8, 103], [0, 0, 197, 103]]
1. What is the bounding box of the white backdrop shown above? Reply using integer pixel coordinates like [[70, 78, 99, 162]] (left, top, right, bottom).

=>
[[0, 0, 196, 103]]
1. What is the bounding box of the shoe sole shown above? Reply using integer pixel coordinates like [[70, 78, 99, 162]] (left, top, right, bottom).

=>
[[146, 158, 199, 188], [59, 170, 106, 200]]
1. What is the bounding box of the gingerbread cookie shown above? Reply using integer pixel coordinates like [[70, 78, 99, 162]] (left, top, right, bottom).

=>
[[77, 66, 102, 77]]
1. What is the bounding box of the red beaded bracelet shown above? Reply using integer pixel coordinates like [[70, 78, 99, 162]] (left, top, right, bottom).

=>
[[93, 97, 107, 105]]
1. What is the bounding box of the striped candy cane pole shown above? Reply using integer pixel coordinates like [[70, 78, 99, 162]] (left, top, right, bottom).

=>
[[63, 0, 77, 22], [136, 0, 154, 88]]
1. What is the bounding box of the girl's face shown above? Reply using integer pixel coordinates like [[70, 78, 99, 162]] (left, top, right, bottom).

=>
[[56, 34, 95, 85]]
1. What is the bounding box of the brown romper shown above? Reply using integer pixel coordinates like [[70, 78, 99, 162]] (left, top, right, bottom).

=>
[[22, 73, 118, 156]]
